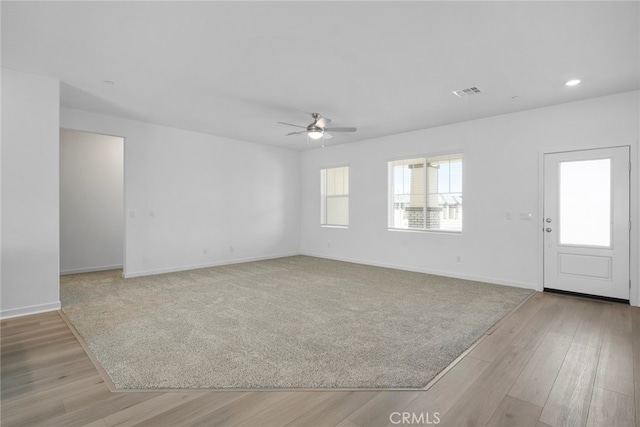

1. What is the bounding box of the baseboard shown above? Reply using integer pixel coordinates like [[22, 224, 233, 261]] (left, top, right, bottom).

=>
[[123, 250, 538, 290], [123, 252, 301, 278], [300, 252, 538, 291], [1, 301, 62, 320], [60, 264, 123, 275]]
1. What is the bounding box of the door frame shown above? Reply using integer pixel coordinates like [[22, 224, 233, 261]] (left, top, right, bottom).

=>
[[537, 144, 638, 306], [60, 127, 127, 277]]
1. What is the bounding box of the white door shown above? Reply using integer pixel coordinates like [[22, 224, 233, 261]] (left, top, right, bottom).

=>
[[543, 147, 630, 300]]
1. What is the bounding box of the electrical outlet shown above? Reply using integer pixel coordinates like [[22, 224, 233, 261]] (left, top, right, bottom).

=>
[[229, 246, 234, 252], [456, 256, 462, 263], [203, 249, 208, 255]]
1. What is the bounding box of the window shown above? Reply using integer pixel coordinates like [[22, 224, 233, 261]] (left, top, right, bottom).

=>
[[388, 153, 462, 232], [321, 166, 349, 227]]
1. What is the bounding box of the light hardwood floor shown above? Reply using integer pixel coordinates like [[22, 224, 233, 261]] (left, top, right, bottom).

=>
[[1, 292, 639, 426]]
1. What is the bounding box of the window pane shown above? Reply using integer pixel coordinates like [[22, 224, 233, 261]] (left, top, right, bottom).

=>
[[326, 166, 348, 196], [321, 166, 349, 226], [559, 159, 611, 246], [327, 196, 349, 226], [427, 154, 462, 232], [389, 158, 424, 229]]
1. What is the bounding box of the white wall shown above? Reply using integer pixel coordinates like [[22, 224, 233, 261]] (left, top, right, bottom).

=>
[[60, 129, 124, 274], [1, 68, 61, 318], [60, 108, 301, 277], [300, 91, 640, 304]]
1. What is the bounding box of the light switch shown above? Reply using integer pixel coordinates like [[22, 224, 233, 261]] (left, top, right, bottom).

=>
[[130, 211, 136, 219]]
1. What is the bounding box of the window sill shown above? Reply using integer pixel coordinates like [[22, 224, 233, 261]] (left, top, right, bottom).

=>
[[321, 225, 349, 229]]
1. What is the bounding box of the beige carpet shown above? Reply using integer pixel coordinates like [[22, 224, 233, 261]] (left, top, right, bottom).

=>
[[60, 256, 533, 389]]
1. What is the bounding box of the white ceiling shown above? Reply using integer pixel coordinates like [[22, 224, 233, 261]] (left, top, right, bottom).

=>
[[2, 1, 639, 151]]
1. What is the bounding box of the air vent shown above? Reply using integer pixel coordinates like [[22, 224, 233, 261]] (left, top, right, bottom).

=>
[[453, 86, 482, 97]]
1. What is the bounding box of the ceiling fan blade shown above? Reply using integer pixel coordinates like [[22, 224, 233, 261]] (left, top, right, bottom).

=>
[[315, 116, 331, 128], [277, 121, 306, 129], [323, 132, 333, 139], [324, 127, 357, 132], [285, 130, 307, 136]]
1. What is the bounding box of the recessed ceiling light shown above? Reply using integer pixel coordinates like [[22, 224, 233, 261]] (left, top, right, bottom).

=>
[[565, 79, 581, 87], [102, 80, 115, 85]]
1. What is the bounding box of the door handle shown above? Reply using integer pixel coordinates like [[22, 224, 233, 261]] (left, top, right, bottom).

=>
[[545, 218, 552, 223], [546, 227, 552, 232]]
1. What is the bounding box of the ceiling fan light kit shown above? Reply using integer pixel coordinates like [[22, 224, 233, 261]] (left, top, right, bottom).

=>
[[307, 131, 325, 148], [278, 113, 356, 148]]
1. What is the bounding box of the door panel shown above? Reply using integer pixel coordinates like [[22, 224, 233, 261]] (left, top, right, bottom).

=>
[[543, 147, 630, 300]]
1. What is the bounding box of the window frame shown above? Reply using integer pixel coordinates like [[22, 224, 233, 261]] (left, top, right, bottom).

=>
[[387, 151, 463, 234], [320, 164, 350, 228]]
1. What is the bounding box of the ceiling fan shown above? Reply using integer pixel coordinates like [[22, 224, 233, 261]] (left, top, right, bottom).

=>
[[277, 113, 356, 147]]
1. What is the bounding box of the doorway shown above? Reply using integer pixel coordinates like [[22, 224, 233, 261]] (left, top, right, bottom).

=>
[[59, 128, 124, 274], [543, 146, 630, 300]]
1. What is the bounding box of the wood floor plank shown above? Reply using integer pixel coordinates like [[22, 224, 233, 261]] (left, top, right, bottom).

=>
[[3, 374, 106, 410], [0, 318, 41, 332], [1, 312, 59, 328], [336, 418, 361, 427], [509, 332, 573, 407], [284, 391, 379, 427], [345, 391, 422, 427], [538, 342, 599, 427], [2, 344, 87, 378], [184, 391, 291, 427], [230, 392, 338, 427], [572, 301, 610, 349], [511, 297, 566, 351], [631, 308, 640, 370], [61, 376, 114, 414], [1, 331, 77, 356], [1, 322, 70, 346], [44, 392, 164, 427], [2, 345, 94, 383], [1, 320, 55, 338], [585, 387, 635, 427], [436, 345, 533, 427], [594, 328, 634, 397], [0, 392, 67, 426], [132, 391, 250, 427], [606, 303, 633, 333], [470, 307, 543, 363], [485, 395, 543, 427], [635, 370, 640, 427], [386, 355, 490, 424], [547, 298, 588, 337], [1, 360, 99, 401], [102, 392, 203, 426]]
